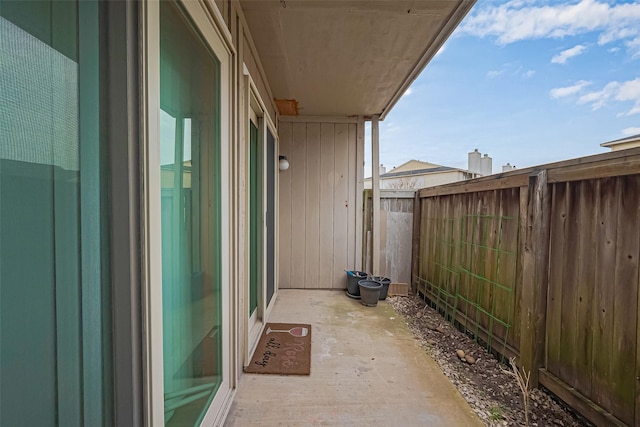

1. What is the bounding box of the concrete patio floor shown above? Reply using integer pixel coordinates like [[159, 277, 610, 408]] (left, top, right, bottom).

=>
[[224, 289, 483, 426]]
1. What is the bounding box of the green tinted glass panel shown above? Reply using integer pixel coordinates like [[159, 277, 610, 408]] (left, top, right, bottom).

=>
[[266, 129, 275, 306], [160, 2, 222, 425], [249, 120, 259, 315], [0, 1, 110, 425]]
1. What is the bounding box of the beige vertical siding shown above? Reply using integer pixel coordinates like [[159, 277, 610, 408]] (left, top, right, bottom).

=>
[[278, 124, 292, 289], [318, 124, 335, 289], [278, 119, 362, 289], [289, 123, 307, 288], [333, 124, 350, 288]]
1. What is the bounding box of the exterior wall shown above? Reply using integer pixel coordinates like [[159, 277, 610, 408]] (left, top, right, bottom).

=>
[[278, 119, 363, 289], [607, 141, 640, 151], [364, 170, 472, 190], [384, 171, 470, 189]]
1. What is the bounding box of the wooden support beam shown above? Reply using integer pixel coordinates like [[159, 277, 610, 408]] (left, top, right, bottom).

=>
[[355, 116, 365, 270], [371, 115, 380, 275], [519, 170, 551, 387]]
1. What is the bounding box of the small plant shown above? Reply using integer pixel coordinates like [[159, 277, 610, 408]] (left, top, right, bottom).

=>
[[488, 405, 503, 421], [502, 357, 531, 427]]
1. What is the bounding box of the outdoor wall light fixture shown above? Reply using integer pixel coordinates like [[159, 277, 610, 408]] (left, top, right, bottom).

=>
[[279, 155, 289, 171]]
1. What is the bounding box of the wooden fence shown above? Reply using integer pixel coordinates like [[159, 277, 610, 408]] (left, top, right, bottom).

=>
[[411, 147, 640, 427], [363, 189, 414, 285]]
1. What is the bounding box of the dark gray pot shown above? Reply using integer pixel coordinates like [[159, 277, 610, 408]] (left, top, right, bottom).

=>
[[358, 280, 382, 307], [346, 270, 367, 297], [372, 276, 391, 300]]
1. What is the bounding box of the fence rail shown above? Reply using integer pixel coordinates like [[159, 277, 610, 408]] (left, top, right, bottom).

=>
[[411, 147, 640, 427]]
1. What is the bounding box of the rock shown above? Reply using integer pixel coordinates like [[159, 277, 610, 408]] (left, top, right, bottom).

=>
[[553, 419, 564, 426], [426, 321, 439, 330], [464, 354, 476, 364], [456, 349, 466, 359]]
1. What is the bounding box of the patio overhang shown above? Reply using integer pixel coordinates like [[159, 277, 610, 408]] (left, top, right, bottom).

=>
[[240, 0, 475, 119]]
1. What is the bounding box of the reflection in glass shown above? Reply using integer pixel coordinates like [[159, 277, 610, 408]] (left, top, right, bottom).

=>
[[160, 2, 222, 425], [0, 1, 110, 425]]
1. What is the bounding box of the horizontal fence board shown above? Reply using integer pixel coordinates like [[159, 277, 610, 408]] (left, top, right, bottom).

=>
[[419, 174, 528, 198], [548, 155, 640, 183], [539, 369, 627, 427]]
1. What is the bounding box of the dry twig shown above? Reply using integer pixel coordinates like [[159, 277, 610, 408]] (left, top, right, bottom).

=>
[[501, 357, 531, 426]]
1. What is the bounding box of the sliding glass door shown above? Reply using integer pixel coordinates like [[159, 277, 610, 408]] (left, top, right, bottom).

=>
[[159, 2, 226, 425], [0, 1, 110, 425], [249, 114, 261, 330]]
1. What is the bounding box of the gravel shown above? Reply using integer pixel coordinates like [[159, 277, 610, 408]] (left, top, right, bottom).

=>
[[389, 294, 591, 427]]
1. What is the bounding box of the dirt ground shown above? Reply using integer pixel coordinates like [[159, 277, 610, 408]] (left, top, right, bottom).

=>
[[388, 294, 591, 427]]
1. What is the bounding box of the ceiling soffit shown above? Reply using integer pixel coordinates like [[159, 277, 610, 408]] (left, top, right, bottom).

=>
[[240, 0, 475, 118]]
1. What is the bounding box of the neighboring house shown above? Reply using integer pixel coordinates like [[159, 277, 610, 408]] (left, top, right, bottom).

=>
[[365, 160, 479, 189], [600, 133, 640, 151], [0, 1, 475, 425]]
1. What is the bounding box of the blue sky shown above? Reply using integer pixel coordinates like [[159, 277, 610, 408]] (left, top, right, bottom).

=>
[[366, 0, 640, 175]]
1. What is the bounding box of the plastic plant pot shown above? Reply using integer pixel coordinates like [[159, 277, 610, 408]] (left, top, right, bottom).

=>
[[345, 270, 367, 298], [372, 276, 391, 300], [358, 280, 382, 307]]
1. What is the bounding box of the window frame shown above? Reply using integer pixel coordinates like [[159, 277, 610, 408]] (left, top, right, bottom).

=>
[[142, 0, 235, 425]]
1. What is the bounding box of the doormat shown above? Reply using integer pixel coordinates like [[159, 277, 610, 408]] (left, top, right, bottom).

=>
[[244, 323, 311, 375]]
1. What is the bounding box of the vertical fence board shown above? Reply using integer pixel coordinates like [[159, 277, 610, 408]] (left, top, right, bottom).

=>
[[411, 191, 422, 293], [494, 188, 517, 352], [575, 180, 597, 398], [592, 178, 616, 411], [559, 182, 580, 389], [514, 185, 528, 353], [546, 182, 566, 377], [452, 194, 464, 324], [520, 170, 550, 386]]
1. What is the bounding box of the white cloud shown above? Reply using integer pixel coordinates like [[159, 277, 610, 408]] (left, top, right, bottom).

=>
[[622, 127, 640, 136], [487, 64, 534, 79], [551, 45, 586, 64], [461, 0, 640, 57], [627, 37, 640, 59], [577, 77, 640, 115], [550, 80, 591, 98]]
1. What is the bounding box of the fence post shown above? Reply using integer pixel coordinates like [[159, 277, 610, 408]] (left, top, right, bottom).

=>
[[411, 191, 422, 294], [520, 169, 551, 387]]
